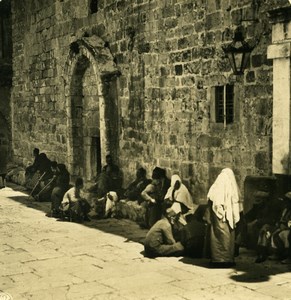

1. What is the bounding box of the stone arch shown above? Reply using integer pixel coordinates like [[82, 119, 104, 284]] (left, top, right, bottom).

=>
[[63, 35, 120, 182]]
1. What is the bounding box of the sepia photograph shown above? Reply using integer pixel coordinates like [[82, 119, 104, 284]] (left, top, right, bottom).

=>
[[0, 0, 291, 299]]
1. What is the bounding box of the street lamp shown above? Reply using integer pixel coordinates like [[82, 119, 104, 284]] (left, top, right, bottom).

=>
[[222, 28, 255, 75]]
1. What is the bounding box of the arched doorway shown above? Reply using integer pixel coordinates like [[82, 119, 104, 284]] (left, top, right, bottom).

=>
[[64, 36, 120, 183]]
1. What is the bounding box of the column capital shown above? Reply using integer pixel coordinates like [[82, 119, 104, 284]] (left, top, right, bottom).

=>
[[267, 42, 291, 59]]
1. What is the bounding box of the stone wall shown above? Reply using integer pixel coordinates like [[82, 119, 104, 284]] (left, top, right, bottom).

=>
[[10, 0, 291, 203]]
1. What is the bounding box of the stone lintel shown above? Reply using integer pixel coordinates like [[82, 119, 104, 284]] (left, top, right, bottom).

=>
[[267, 42, 291, 59]]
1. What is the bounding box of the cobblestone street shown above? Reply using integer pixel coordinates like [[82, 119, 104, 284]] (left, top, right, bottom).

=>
[[0, 184, 291, 300]]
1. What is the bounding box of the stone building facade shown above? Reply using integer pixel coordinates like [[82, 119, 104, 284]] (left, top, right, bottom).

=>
[[10, 0, 291, 202]]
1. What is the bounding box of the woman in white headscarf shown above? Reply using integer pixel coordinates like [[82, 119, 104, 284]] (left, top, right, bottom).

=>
[[206, 168, 242, 267], [164, 174, 198, 217], [165, 175, 205, 258]]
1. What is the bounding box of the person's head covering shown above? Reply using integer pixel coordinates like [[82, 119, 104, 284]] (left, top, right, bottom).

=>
[[75, 177, 84, 188], [136, 167, 146, 179], [104, 191, 119, 217], [152, 167, 166, 179], [207, 168, 241, 229], [164, 174, 197, 212], [33, 148, 40, 155], [107, 191, 118, 202]]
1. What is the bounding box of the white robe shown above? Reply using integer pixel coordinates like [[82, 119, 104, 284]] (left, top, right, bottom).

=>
[[207, 168, 241, 229]]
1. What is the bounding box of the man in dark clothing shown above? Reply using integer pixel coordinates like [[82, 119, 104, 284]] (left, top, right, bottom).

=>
[[89, 154, 123, 198], [124, 167, 152, 202], [49, 164, 70, 217], [33, 160, 57, 202]]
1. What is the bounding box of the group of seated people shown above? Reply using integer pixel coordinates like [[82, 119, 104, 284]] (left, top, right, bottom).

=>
[[24, 149, 291, 265], [25, 148, 76, 218], [240, 190, 291, 264]]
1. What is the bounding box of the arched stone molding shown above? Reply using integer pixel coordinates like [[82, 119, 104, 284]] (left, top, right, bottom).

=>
[[63, 35, 120, 182]]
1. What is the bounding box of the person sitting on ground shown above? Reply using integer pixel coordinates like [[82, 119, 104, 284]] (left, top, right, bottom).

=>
[[163, 175, 208, 258], [60, 177, 91, 222], [35, 160, 59, 202], [144, 202, 185, 258], [140, 167, 171, 228], [29, 153, 53, 198], [123, 167, 152, 202], [49, 164, 70, 218], [164, 174, 198, 222], [254, 195, 285, 263], [104, 191, 119, 218], [238, 191, 271, 249], [267, 192, 291, 261], [281, 229, 291, 264], [89, 154, 123, 198]]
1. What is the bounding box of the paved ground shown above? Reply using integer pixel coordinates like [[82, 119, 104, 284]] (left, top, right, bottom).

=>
[[0, 184, 291, 300]]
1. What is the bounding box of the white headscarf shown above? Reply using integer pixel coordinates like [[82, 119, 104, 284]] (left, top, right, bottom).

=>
[[105, 191, 118, 217], [164, 174, 196, 211], [207, 168, 241, 229]]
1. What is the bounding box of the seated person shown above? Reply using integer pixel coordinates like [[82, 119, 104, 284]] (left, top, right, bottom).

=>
[[239, 191, 281, 250], [60, 177, 91, 222], [92, 191, 119, 219], [49, 164, 70, 217], [164, 174, 198, 222], [144, 202, 184, 258], [104, 191, 119, 218], [281, 229, 291, 264], [35, 161, 58, 202], [89, 154, 123, 198], [123, 167, 151, 202], [140, 167, 170, 228], [30, 153, 56, 200], [269, 192, 291, 261], [254, 195, 287, 263]]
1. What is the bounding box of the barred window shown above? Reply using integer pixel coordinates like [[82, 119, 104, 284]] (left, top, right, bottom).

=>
[[215, 85, 234, 125]]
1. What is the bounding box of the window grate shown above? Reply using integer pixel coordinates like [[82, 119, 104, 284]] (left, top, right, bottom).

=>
[[215, 85, 234, 124]]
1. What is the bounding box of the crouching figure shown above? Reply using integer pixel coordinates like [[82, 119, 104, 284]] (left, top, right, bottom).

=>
[[144, 203, 184, 258], [60, 177, 91, 223]]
